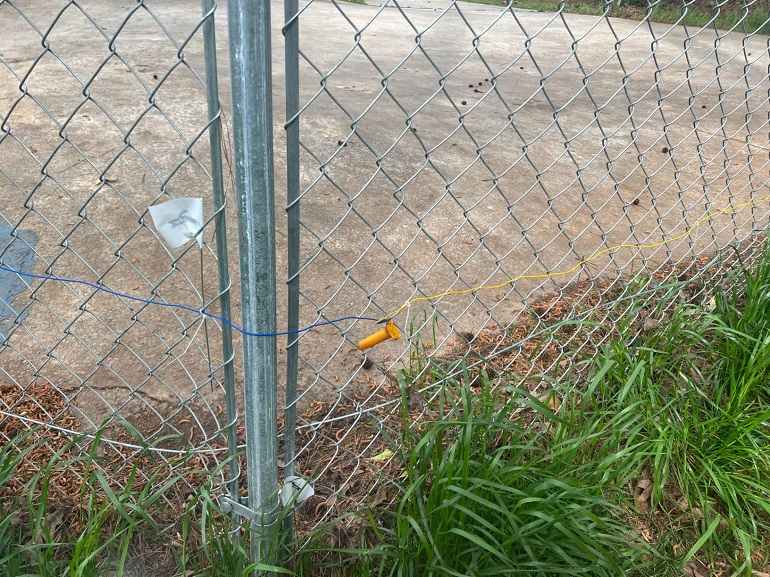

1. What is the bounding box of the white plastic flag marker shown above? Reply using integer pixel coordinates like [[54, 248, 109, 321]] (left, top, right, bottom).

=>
[[280, 475, 314, 508], [148, 198, 204, 249]]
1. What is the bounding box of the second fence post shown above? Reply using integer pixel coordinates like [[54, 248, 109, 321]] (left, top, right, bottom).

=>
[[226, 0, 280, 568]]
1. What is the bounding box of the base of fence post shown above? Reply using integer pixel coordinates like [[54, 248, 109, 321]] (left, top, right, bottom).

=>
[[251, 511, 280, 571]]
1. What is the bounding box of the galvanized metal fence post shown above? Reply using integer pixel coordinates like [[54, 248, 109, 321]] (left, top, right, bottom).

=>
[[282, 0, 301, 548], [200, 0, 241, 543], [226, 0, 280, 567]]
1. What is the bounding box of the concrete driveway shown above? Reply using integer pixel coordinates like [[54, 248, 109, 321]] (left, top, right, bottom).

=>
[[276, 0, 770, 406], [1, 0, 767, 436]]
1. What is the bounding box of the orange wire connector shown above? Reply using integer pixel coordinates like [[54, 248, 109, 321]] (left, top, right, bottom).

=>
[[358, 320, 401, 350]]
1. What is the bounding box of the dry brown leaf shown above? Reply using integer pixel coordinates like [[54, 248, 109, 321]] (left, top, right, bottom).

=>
[[34, 509, 64, 544], [370, 487, 389, 508], [635, 477, 653, 512], [536, 390, 561, 412], [682, 559, 710, 577], [690, 507, 704, 521]]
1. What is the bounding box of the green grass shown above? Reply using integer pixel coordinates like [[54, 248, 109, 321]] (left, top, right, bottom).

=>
[[291, 241, 770, 576], [5, 241, 770, 576], [0, 424, 261, 577], [296, 374, 651, 576], [455, 0, 770, 36], [394, 376, 651, 575], [646, 5, 770, 34], [569, 247, 770, 571]]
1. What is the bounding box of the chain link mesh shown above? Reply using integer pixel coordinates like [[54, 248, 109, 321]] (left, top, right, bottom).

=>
[[283, 0, 770, 530], [0, 0, 239, 497], [3, 0, 770, 551]]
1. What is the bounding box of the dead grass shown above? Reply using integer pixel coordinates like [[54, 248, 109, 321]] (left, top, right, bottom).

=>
[[1, 236, 767, 574]]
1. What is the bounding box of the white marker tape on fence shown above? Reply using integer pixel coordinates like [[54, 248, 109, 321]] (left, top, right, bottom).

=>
[[148, 199, 204, 249]]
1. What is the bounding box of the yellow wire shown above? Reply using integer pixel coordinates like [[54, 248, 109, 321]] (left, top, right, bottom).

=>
[[379, 195, 770, 322]]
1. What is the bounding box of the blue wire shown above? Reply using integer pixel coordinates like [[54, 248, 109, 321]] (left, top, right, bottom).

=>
[[0, 263, 378, 337]]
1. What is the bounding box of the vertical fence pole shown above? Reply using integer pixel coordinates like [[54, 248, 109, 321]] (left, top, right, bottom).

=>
[[226, 0, 279, 568], [282, 0, 300, 551], [200, 0, 241, 542]]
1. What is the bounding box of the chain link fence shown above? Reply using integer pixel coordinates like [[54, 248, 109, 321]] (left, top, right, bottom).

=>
[[2, 0, 770, 570], [283, 0, 770, 533], [0, 0, 240, 503]]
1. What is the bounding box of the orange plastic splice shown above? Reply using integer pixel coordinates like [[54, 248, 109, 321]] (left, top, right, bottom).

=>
[[358, 321, 401, 350]]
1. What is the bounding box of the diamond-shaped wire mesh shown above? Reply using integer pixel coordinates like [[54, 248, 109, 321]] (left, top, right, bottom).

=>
[[283, 0, 770, 529], [4, 0, 770, 550], [0, 0, 239, 497]]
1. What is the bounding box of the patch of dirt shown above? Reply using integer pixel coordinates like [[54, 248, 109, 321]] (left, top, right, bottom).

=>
[[2, 237, 767, 574], [0, 380, 231, 576], [437, 240, 764, 392]]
